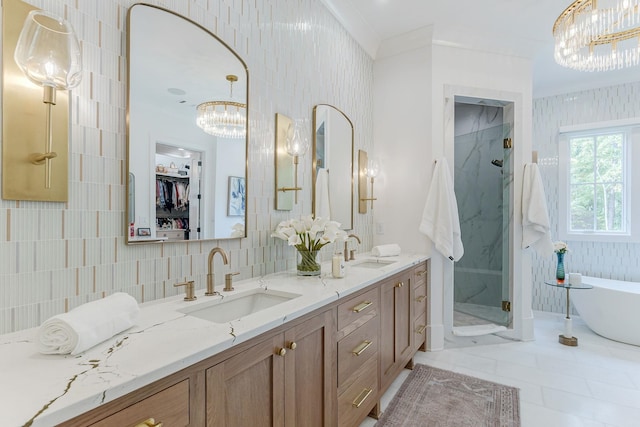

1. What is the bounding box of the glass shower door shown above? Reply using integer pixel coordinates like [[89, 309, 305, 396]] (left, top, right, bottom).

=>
[[453, 122, 512, 328]]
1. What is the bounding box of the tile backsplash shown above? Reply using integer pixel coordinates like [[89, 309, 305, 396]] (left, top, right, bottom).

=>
[[532, 82, 640, 313], [0, 0, 374, 333]]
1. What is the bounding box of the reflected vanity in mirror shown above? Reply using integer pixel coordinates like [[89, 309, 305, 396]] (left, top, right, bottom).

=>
[[312, 105, 354, 230], [126, 4, 248, 243]]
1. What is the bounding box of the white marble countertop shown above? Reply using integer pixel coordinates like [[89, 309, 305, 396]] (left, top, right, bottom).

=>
[[0, 253, 428, 427]]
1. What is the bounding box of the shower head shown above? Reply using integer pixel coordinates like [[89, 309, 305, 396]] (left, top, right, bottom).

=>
[[491, 159, 503, 168]]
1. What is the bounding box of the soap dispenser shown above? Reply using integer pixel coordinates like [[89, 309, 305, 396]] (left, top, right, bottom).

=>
[[332, 252, 345, 278]]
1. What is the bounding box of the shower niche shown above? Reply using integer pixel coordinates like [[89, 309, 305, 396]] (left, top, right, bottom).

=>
[[452, 98, 514, 333]]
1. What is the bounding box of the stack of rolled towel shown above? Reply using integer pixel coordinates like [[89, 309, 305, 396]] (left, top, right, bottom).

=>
[[38, 292, 140, 355], [371, 243, 401, 257]]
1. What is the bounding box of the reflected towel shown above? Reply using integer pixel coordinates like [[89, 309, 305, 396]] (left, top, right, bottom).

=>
[[521, 163, 554, 257], [419, 158, 464, 261], [315, 168, 331, 220], [38, 293, 140, 355], [372, 244, 401, 257]]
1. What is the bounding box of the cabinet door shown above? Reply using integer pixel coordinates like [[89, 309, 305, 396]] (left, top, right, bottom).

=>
[[206, 335, 285, 427], [379, 272, 412, 390], [284, 309, 336, 427]]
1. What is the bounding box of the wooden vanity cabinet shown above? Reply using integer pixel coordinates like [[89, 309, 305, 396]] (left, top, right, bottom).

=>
[[206, 309, 336, 427], [57, 261, 429, 427]]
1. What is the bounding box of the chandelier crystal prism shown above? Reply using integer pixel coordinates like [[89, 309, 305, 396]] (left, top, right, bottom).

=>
[[553, 0, 640, 71], [196, 74, 246, 139]]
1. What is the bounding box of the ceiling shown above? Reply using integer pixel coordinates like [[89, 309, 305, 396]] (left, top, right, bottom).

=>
[[321, 0, 640, 98]]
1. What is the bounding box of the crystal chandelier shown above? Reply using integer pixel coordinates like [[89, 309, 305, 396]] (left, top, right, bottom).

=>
[[553, 0, 640, 71], [196, 74, 246, 139]]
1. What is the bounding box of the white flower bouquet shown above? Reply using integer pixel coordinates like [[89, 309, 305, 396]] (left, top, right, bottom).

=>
[[272, 215, 347, 275], [553, 241, 568, 254]]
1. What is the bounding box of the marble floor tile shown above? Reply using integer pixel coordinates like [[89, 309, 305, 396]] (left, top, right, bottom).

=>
[[359, 311, 640, 427]]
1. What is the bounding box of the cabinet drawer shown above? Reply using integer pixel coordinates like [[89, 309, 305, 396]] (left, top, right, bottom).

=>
[[337, 287, 379, 338], [413, 283, 427, 318], [89, 379, 189, 427], [337, 315, 379, 386], [414, 311, 427, 351], [338, 356, 378, 427], [413, 264, 427, 287]]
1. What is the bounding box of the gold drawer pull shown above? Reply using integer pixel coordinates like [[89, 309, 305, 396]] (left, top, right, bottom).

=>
[[277, 348, 287, 357], [416, 325, 426, 334], [288, 341, 297, 350], [352, 301, 372, 313], [415, 295, 426, 303], [352, 388, 373, 408], [395, 281, 404, 288], [352, 340, 372, 356], [135, 419, 162, 427], [416, 270, 427, 277]]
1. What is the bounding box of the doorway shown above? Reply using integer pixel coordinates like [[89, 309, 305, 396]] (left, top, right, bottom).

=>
[[452, 98, 513, 336]]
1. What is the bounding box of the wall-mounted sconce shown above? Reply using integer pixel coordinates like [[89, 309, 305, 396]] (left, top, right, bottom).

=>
[[275, 113, 309, 210], [359, 150, 379, 213], [2, 0, 82, 201]]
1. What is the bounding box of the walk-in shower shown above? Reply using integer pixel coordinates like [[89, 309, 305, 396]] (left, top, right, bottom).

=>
[[452, 100, 513, 336]]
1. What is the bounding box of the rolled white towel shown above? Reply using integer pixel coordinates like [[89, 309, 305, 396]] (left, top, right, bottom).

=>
[[38, 292, 140, 355], [371, 244, 401, 257]]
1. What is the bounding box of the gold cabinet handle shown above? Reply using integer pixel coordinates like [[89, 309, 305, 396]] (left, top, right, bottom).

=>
[[395, 281, 404, 288], [277, 348, 287, 357], [352, 301, 372, 313], [288, 341, 297, 350], [352, 388, 373, 408], [135, 419, 162, 427], [416, 325, 426, 334], [416, 270, 427, 277], [351, 340, 372, 356], [415, 295, 426, 303]]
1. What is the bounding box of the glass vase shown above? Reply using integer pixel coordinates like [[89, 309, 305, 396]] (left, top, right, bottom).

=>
[[297, 249, 321, 276], [556, 252, 565, 283]]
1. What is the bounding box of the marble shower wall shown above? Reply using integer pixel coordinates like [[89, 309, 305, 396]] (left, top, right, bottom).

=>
[[532, 82, 640, 314], [0, 0, 374, 334], [453, 103, 505, 307]]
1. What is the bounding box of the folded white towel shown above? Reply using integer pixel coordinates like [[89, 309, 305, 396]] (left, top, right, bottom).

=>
[[315, 168, 331, 220], [521, 163, 554, 257], [419, 158, 464, 261], [371, 244, 401, 257], [38, 293, 140, 355]]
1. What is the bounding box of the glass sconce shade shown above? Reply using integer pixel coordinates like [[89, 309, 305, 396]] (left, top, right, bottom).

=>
[[14, 10, 82, 90], [365, 158, 379, 179], [285, 121, 309, 157]]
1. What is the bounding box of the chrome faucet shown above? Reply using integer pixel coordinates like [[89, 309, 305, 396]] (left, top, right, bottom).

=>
[[344, 234, 361, 262], [206, 247, 229, 296]]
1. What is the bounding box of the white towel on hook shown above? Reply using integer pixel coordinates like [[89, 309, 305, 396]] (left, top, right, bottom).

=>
[[521, 163, 554, 257], [315, 168, 331, 220], [419, 158, 464, 261], [38, 293, 140, 355]]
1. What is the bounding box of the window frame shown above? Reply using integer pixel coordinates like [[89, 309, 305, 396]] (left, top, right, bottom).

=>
[[558, 119, 640, 243]]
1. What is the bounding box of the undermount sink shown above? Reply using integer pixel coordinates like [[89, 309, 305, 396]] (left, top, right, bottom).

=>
[[351, 259, 396, 269], [178, 288, 301, 323]]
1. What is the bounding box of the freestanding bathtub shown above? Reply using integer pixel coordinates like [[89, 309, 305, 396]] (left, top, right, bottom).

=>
[[570, 276, 640, 346]]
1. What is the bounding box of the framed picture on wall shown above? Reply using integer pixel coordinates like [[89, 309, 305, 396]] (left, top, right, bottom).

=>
[[227, 176, 246, 216]]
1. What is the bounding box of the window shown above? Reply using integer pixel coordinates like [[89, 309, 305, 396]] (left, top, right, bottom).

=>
[[559, 120, 640, 242]]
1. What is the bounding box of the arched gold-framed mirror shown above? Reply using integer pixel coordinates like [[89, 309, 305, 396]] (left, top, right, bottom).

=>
[[126, 4, 248, 243], [312, 104, 354, 230]]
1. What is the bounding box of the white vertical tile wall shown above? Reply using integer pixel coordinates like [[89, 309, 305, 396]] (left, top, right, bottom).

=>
[[0, 0, 374, 333], [532, 82, 640, 314]]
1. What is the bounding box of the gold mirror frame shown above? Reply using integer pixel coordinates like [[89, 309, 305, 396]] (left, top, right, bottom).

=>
[[126, 4, 249, 243], [311, 104, 354, 230]]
